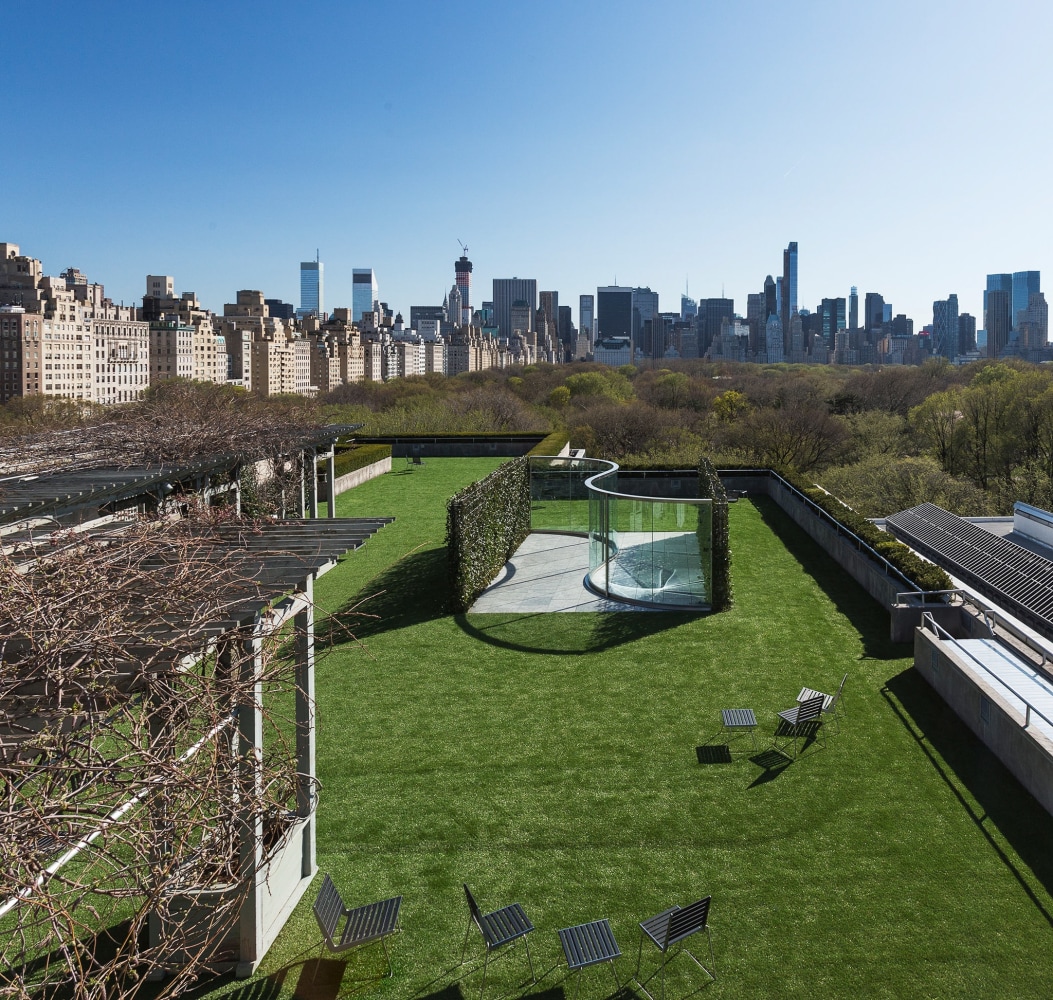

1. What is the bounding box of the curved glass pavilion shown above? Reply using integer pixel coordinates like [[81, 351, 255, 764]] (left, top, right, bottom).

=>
[[529, 457, 712, 609]]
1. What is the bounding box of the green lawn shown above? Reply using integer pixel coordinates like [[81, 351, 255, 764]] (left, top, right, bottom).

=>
[[199, 459, 1053, 999]]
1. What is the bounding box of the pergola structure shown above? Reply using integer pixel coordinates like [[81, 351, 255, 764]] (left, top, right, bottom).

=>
[[0, 426, 390, 993]]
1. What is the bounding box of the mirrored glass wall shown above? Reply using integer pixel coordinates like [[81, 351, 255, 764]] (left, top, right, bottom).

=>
[[529, 457, 712, 609]]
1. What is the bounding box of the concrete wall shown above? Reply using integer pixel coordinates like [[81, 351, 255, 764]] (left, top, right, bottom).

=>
[[330, 456, 391, 497], [915, 627, 1053, 817], [356, 434, 549, 458], [764, 477, 908, 608]]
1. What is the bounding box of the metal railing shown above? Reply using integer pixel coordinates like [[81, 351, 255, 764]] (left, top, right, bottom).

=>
[[922, 612, 1053, 733]]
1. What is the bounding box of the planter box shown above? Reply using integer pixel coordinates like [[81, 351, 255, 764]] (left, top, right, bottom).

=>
[[148, 814, 315, 978]]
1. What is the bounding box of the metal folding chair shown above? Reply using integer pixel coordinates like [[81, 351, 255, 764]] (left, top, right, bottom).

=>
[[461, 883, 536, 999], [775, 693, 825, 757], [633, 896, 715, 1000], [312, 873, 402, 980], [797, 672, 847, 732]]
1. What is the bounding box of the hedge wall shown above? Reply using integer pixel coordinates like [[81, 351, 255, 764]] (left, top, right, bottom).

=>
[[328, 444, 392, 478], [699, 457, 732, 610], [776, 470, 954, 593], [446, 457, 531, 612], [527, 430, 570, 456]]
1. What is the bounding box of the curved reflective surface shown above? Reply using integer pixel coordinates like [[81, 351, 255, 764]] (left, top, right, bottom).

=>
[[529, 457, 712, 610]]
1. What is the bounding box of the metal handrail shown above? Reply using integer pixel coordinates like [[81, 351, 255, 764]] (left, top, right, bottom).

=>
[[922, 612, 1053, 733], [929, 588, 1053, 670]]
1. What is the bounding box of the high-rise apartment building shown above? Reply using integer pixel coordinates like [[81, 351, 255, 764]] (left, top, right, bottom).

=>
[[353, 268, 378, 324], [820, 297, 847, 347], [986, 289, 1012, 358], [864, 292, 885, 333], [701, 298, 734, 357], [492, 278, 537, 340], [764, 275, 777, 321], [958, 313, 977, 355], [932, 294, 959, 359], [1017, 293, 1049, 348], [455, 251, 472, 308], [849, 286, 859, 330], [539, 291, 559, 343], [984, 274, 1012, 334], [1013, 271, 1040, 328], [596, 286, 633, 344], [579, 294, 595, 343], [299, 259, 323, 318], [779, 242, 798, 338]]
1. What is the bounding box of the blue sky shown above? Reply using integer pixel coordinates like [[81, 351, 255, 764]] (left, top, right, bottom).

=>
[[5, 0, 1052, 329]]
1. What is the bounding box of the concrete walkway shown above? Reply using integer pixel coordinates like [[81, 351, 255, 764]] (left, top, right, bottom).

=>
[[470, 533, 653, 613]]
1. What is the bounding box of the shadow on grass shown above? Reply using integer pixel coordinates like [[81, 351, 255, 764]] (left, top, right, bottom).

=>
[[696, 744, 733, 764], [318, 544, 704, 655], [455, 610, 695, 655], [317, 548, 449, 649], [751, 496, 908, 661], [884, 666, 1053, 926], [747, 747, 793, 786]]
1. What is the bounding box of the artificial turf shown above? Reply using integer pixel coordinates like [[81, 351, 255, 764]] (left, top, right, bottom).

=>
[[195, 458, 1053, 1000]]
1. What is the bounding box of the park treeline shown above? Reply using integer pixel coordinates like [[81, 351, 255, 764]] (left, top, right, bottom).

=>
[[321, 358, 1053, 517], [6, 358, 1052, 518]]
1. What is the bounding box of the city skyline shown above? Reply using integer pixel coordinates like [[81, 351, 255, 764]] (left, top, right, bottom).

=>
[[5, 1, 1052, 327]]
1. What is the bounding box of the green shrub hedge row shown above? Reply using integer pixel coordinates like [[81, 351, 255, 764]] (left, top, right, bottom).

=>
[[777, 471, 954, 593], [699, 457, 733, 610], [446, 458, 531, 612], [328, 444, 392, 479], [527, 430, 570, 456]]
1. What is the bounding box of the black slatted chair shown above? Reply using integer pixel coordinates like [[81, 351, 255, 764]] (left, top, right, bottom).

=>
[[775, 693, 825, 757], [312, 873, 403, 980], [633, 897, 715, 1000], [461, 883, 536, 999], [797, 672, 848, 732], [558, 917, 622, 1000]]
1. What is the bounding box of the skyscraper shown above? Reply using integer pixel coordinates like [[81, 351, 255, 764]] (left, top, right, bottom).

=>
[[596, 286, 633, 343], [932, 295, 959, 359], [958, 313, 977, 355], [632, 288, 659, 353], [849, 286, 859, 330], [864, 292, 885, 334], [353, 268, 378, 323], [986, 289, 1012, 358], [780, 242, 798, 338], [820, 298, 846, 347], [984, 274, 1012, 333], [299, 258, 323, 318], [681, 295, 697, 320], [579, 294, 595, 344], [539, 291, 559, 337], [1017, 293, 1049, 348], [764, 275, 777, 320], [455, 251, 473, 308], [1013, 271, 1041, 328], [493, 278, 537, 340]]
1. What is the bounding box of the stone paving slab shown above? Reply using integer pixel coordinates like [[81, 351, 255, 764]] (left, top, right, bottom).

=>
[[469, 533, 654, 613]]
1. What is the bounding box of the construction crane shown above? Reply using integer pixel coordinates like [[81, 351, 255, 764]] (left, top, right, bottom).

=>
[[458, 239, 468, 256]]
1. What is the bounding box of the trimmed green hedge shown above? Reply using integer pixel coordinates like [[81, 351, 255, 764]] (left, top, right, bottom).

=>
[[446, 458, 531, 612], [527, 430, 570, 456], [329, 444, 392, 479], [699, 457, 732, 610], [778, 471, 954, 593]]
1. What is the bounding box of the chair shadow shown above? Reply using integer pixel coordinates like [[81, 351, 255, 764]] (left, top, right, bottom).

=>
[[747, 747, 792, 786], [695, 744, 733, 764], [751, 495, 910, 661], [883, 666, 1053, 927]]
